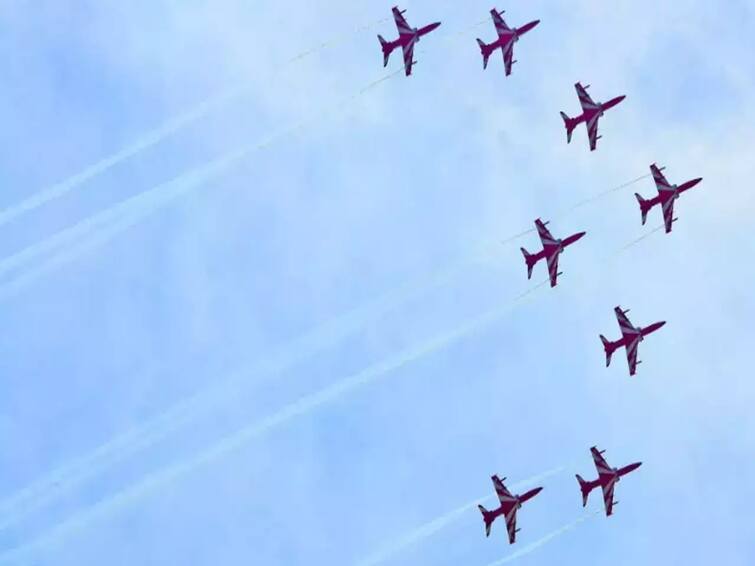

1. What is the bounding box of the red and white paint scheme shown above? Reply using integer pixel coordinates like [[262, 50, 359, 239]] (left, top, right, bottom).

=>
[[600, 306, 666, 377], [520, 218, 586, 287], [475, 9, 540, 76], [635, 163, 703, 233], [478, 475, 543, 544], [378, 6, 441, 76], [576, 446, 642, 517], [560, 82, 626, 151]]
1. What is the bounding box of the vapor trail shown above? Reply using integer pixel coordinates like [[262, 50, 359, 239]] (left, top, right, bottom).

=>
[[0, 68, 404, 529], [497, 173, 652, 250], [0, 16, 391, 230], [0, 279, 549, 564], [484, 512, 599, 566], [566, 174, 652, 213], [355, 466, 565, 566], [615, 224, 665, 253], [0, 226, 472, 528], [0, 65, 402, 293]]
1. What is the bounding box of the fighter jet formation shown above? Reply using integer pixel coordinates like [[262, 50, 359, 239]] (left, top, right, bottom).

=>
[[480, 445, 642, 545], [377, 3, 702, 550], [6, 3, 703, 559]]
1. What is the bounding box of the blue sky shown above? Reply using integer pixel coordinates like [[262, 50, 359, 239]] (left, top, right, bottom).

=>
[[0, 1, 754, 564]]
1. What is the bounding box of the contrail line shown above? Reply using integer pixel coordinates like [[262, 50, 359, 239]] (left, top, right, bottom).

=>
[[355, 466, 565, 566], [484, 512, 600, 566], [0, 279, 549, 564], [0, 15, 392, 230]]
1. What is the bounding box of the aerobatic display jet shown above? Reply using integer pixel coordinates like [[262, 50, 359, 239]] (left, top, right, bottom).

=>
[[478, 475, 543, 544], [635, 163, 703, 233], [560, 82, 626, 151], [378, 6, 441, 76], [475, 9, 540, 76], [520, 218, 586, 287], [576, 446, 642, 517], [600, 306, 666, 376]]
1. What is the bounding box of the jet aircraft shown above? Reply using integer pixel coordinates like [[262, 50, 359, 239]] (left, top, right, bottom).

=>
[[600, 306, 666, 376], [378, 6, 441, 76], [635, 163, 703, 233], [475, 9, 540, 76], [576, 446, 642, 516], [560, 82, 626, 151], [520, 218, 586, 287], [478, 475, 543, 544]]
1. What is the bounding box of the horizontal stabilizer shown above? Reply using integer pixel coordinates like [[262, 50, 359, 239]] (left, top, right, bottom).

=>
[[560, 112, 576, 143], [478, 504, 493, 537], [600, 334, 614, 367], [520, 247, 535, 279]]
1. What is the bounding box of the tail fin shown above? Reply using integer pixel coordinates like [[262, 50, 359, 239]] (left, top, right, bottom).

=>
[[478, 505, 493, 537], [378, 35, 391, 67], [634, 193, 650, 225], [520, 247, 536, 280], [560, 111, 576, 143], [576, 474, 591, 507], [600, 334, 614, 367], [476, 38, 491, 69]]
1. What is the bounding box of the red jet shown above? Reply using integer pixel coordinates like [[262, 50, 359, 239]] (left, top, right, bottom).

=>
[[520, 218, 586, 287], [476, 9, 540, 76], [576, 446, 642, 517], [478, 475, 543, 544], [600, 306, 666, 376], [560, 82, 626, 151], [635, 163, 703, 233], [378, 6, 441, 76]]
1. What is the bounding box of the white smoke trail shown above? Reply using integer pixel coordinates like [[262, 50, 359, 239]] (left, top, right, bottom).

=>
[[0, 16, 393, 230], [0, 236, 474, 530], [566, 174, 652, 213], [484, 512, 600, 566], [0, 66, 403, 294], [0, 279, 549, 564], [615, 223, 665, 254], [0, 68, 404, 528], [355, 466, 565, 566]]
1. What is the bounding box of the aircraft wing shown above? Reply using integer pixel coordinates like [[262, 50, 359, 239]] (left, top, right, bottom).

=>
[[392, 7, 413, 38], [650, 164, 672, 192], [546, 252, 560, 287], [590, 446, 612, 477], [625, 336, 640, 376], [505, 509, 518, 544], [613, 307, 635, 339], [601, 480, 616, 516], [661, 195, 676, 233], [575, 82, 597, 111], [491, 9, 511, 38], [492, 475, 514, 503], [401, 40, 416, 76], [535, 219, 556, 246], [502, 41, 514, 76], [586, 114, 600, 151]]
